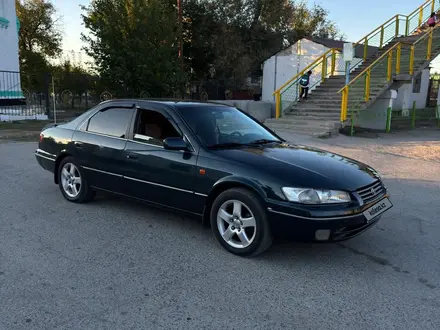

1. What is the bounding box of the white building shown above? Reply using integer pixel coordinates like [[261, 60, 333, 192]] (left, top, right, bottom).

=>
[[393, 69, 431, 111], [0, 0, 24, 104], [261, 37, 376, 102]]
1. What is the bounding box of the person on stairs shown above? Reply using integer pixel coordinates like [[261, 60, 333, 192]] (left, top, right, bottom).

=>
[[299, 70, 312, 101], [428, 12, 437, 28]]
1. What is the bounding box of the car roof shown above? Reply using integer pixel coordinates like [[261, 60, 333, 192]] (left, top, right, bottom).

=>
[[101, 99, 230, 111]]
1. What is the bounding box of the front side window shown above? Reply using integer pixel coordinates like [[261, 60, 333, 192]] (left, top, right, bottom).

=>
[[87, 108, 134, 138], [133, 109, 181, 146], [176, 106, 280, 148]]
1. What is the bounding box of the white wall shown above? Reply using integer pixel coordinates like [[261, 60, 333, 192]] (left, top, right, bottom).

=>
[[0, 0, 22, 98], [262, 38, 362, 102], [393, 69, 430, 110]]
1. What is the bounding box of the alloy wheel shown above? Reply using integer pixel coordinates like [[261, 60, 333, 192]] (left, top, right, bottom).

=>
[[60, 163, 82, 198], [216, 199, 257, 249]]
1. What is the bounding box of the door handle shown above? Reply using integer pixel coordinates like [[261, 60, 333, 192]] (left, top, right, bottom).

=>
[[127, 153, 138, 160], [74, 141, 83, 147]]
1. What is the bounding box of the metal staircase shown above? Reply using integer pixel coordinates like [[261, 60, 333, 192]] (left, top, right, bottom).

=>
[[265, 0, 440, 137]]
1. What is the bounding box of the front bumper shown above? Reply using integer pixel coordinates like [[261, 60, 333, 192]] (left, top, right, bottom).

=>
[[266, 195, 392, 241]]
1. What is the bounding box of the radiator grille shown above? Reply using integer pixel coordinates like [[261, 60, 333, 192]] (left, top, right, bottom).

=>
[[356, 180, 385, 204]]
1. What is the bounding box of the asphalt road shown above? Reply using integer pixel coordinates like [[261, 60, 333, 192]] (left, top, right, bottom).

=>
[[1, 135, 440, 330]]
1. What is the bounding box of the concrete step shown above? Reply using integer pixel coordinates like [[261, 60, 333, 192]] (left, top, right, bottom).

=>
[[265, 122, 340, 137], [266, 120, 340, 129], [265, 117, 340, 126], [287, 107, 341, 114], [285, 112, 340, 119], [289, 106, 341, 112]]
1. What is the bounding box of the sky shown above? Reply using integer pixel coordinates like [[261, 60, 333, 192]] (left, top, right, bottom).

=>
[[52, 0, 440, 70]]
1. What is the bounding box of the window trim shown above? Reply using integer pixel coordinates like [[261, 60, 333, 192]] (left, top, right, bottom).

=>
[[128, 107, 195, 152], [84, 106, 136, 139]]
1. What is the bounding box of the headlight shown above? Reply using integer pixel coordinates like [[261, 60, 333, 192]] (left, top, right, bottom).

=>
[[282, 187, 351, 204]]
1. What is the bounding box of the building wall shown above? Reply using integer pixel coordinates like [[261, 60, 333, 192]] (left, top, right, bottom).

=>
[[262, 39, 362, 102], [0, 0, 22, 98], [393, 69, 430, 110]]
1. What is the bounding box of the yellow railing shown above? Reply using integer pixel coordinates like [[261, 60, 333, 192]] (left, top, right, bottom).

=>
[[272, 48, 341, 118], [272, 0, 439, 118], [338, 26, 438, 122], [353, 0, 437, 61]]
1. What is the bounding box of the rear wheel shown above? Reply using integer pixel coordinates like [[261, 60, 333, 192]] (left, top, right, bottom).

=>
[[210, 188, 273, 257], [58, 156, 94, 203]]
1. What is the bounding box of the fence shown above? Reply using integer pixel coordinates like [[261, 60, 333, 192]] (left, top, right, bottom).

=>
[[0, 70, 262, 120], [0, 70, 50, 118], [390, 105, 440, 130]]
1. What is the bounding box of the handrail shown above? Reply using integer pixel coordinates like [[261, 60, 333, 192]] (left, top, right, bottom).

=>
[[272, 0, 438, 119], [338, 24, 437, 123], [338, 24, 438, 93], [337, 42, 402, 93], [407, 0, 434, 17], [272, 49, 334, 96], [274, 0, 435, 97], [353, 14, 402, 48], [413, 28, 433, 44]]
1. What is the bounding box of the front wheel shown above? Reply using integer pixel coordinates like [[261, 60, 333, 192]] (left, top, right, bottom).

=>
[[210, 188, 273, 257], [58, 156, 94, 203]]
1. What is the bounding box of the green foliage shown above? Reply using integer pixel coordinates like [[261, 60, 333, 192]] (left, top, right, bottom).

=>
[[16, 0, 62, 91], [81, 0, 184, 97], [184, 0, 344, 82], [81, 0, 342, 94], [51, 61, 96, 96]]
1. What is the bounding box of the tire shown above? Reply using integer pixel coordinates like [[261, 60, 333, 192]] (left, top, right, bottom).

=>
[[210, 188, 273, 257], [58, 156, 94, 203]]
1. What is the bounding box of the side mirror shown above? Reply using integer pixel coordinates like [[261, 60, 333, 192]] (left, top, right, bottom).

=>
[[163, 137, 189, 151]]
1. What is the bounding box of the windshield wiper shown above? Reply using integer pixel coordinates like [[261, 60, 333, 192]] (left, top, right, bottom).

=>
[[247, 139, 281, 145], [207, 142, 246, 149]]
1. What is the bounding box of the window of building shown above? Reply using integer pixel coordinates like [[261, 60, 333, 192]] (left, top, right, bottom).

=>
[[86, 107, 134, 138], [133, 109, 181, 146], [413, 72, 422, 93]]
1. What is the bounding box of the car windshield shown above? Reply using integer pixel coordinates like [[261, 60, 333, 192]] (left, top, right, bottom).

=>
[[176, 105, 282, 148]]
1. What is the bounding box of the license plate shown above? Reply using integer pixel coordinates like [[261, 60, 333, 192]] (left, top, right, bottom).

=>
[[363, 198, 393, 222]]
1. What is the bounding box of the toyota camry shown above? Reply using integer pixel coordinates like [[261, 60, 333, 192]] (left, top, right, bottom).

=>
[[35, 100, 393, 257]]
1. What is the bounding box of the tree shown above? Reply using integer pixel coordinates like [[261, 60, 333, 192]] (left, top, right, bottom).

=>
[[16, 0, 62, 91], [81, 0, 183, 97], [80, 0, 342, 95], [184, 0, 344, 83]]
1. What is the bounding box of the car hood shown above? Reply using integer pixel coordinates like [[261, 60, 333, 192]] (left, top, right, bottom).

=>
[[214, 143, 380, 191]]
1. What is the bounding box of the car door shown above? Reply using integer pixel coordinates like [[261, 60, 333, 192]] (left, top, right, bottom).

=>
[[121, 107, 201, 214], [71, 104, 136, 193]]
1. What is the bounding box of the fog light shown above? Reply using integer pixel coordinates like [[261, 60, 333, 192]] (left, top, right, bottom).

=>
[[315, 229, 331, 241]]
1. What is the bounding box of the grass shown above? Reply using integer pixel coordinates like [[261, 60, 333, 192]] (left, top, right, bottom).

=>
[[0, 120, 51, 142]]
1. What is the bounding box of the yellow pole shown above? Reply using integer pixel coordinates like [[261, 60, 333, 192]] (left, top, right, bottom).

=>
[[419, 6, 423, 26], [427, 29, 433, 60], [275, 92, 281, 118], [321, 57, 327, 81], [331, 49, 336, 75], [340, 87, 348, 122], [409, 45, 415, 75], [365, 69, 371, 102], [395, 15, 400, 37], [432, 0, 435, 13], [387, 50, 393, 81], [364, 37, 368, 59], [396, 43, 401, 74]]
